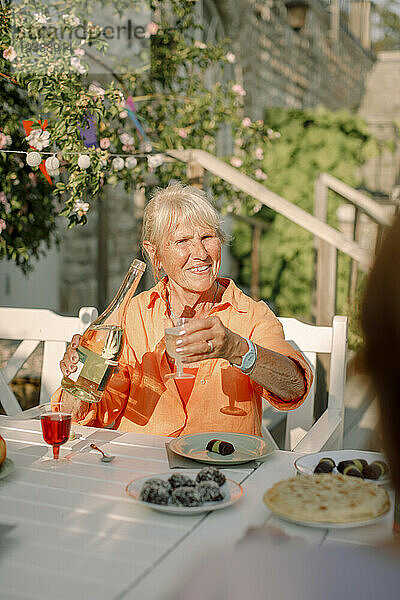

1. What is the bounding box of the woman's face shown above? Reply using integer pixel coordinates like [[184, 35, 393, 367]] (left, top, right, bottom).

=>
[[157, 221, 221, 295]]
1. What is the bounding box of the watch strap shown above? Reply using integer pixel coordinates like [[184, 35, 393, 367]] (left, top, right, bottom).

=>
[[239, 337, 257, 374]]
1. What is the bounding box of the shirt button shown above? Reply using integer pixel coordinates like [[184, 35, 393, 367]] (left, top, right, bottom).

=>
[[200, 379, 206, 385]]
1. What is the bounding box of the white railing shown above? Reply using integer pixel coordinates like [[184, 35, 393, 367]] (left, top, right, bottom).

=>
[[314, 173, 395, 325]]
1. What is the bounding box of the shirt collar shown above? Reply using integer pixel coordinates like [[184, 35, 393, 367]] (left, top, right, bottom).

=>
[[147, 277, 248, 314], [147, 276, 169, 310]]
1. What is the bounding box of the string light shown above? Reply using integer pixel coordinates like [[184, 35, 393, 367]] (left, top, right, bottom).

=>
[[2, 149, 165, 158], [112, 157, 125, 171], [77, 154, 91, 169], [1, 148, 166, 169], [125, 156, 137, 169], [147, 154, 164, 168], [26, 151, 42, 167], [45, 154, 60, 177], [45, 155, 59, 171]]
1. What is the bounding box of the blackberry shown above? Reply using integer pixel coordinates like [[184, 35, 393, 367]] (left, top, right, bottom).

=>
[[197, 480, 225, 502], [196, 466, 226, 487], [168, 473, 196, 489], [171, 486, 202, 507], [140, 482, 170, 505]]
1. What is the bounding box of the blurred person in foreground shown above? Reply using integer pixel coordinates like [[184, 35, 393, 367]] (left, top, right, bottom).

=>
[[176, 214, 400, 600], [53, 183, 312, 436], [362, 214, 400, 493]]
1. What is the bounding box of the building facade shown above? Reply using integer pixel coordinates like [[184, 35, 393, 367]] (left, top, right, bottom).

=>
[[216, 0, 374, 116]]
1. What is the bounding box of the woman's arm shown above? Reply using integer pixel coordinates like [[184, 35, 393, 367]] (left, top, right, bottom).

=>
[[177, 317, 306, 402], [227, 335, 306, 401]]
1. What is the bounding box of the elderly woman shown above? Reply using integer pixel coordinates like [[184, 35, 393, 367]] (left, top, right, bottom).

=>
[[55, 183, 312, 436]]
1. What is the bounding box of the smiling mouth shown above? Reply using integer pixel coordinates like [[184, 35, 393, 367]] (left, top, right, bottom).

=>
[[189, 265, 211, 274]]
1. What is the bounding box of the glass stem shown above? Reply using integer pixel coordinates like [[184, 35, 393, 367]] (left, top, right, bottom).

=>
[[176, 357, 184, 376], [53, 445, 60, 460]]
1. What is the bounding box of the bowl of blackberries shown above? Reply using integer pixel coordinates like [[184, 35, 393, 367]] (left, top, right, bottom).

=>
[[126, 467, 243, 514]]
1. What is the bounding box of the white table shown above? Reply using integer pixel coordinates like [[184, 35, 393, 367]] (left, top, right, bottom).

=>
[[0, 418, 395, 600]]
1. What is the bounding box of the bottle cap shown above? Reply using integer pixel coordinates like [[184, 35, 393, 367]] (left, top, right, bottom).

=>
[[130, 259, 146, 272]]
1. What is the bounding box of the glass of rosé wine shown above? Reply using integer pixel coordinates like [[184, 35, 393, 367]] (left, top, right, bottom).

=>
[[164, 317, 195, 380], [40, 402, 72, 464]]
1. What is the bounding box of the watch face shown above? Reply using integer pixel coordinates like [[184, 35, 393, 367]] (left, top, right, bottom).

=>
[[242, 353, 255, 371], [241, 340, 256, 372]]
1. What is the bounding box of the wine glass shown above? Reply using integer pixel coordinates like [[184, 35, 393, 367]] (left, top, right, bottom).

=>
[[220, 402, 247, 416], [165, 317, 195, 380], [40, 402, 72, 464]]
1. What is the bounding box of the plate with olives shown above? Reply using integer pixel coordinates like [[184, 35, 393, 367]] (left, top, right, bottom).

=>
[[294, 450, 390, 485]]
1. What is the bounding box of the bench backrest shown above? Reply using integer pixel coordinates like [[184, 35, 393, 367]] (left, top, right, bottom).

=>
[[276, 315, 348, 449], [0, 307, 98, 415]]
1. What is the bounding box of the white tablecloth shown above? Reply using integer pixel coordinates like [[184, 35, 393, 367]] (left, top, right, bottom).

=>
[[0, 418, 394, 600]]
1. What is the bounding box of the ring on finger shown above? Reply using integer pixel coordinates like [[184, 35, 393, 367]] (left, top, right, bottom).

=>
[[206, 340, 214, 353]]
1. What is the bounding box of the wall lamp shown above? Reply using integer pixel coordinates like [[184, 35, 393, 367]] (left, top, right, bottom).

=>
[[284, 0, 310, 31]]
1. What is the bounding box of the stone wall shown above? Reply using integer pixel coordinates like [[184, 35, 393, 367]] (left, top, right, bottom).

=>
[[217, 0, 374, 117], [59, 184, 141, 315], [58, 0, 376, 315], [59, 213, 98, 315], [358, 52, 400, 197]]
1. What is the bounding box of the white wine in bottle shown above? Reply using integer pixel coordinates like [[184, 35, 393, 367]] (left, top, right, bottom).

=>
[[61, 259, 145, 403]]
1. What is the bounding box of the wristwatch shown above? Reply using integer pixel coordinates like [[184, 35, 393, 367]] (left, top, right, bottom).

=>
[[238, 337, 257, 374]]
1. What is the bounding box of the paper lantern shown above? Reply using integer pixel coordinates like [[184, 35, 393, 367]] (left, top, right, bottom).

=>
[[78, 154, 91, 169], [47, 168, 60, 177], [45, 155, 60, 171], [147, 154, 163, 169], [26, 151, 42, 167], [125, 156, 138, 169], [112, 157, 125, 171]]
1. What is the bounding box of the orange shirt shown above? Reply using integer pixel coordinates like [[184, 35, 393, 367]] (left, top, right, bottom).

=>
[[52, 278, 312, 437], [174, 367, 198, 406]]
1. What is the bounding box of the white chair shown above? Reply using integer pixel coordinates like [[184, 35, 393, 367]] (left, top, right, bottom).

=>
[[262, 315, 348, 453], [0, 307, 98, 416]]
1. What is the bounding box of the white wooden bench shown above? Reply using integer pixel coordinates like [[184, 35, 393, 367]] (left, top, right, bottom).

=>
[[0, 307, 98, 415]]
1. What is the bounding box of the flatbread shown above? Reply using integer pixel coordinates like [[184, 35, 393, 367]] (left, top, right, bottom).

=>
[[263, 474, 390, 524]]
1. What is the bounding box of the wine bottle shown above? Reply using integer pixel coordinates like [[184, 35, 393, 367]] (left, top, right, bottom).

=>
[[61, 258, 146, 403]]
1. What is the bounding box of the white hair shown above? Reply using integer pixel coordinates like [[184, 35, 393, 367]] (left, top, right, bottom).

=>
[[142, 182, 227, 259]]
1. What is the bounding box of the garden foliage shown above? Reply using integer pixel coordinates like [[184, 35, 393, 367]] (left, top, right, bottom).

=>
[[231, 107, 380, 325]]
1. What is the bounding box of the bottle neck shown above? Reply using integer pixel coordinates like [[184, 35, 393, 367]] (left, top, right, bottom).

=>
[[94, 259, 146, 326]]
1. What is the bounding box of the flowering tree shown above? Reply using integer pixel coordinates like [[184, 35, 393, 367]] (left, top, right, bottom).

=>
[[0, 64, 57, 270], [0, 0, 278, 271]]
